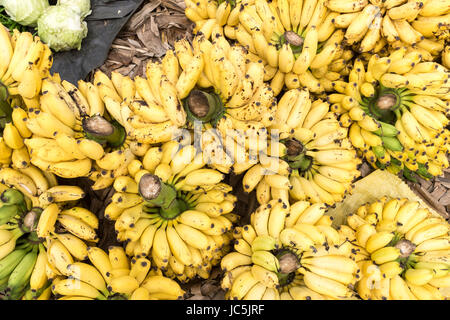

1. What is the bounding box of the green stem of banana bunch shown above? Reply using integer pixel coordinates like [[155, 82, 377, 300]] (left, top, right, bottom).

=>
[[366, 86, 404, 124], [282, 139, 313, 172], [394, 239, 416, 259], [11, 225, 24, 238], [82, 115, 126, 148], [20, 208, 42, 234], [273, 248, 301, 287], [138, 174, 186, 220], [24, 230, 44, 245], [184, 89, 224, 126], [283, 31, 304, 55]]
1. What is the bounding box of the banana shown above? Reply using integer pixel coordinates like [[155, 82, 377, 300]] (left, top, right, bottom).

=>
[[63, 262, 107, 297], [107, 275, 139, 296], [47, 238, 74, 276], [166, 225, 192, 266], [365, 232, 396, 254], [378, 260, 403, 279], [184, 169, 224, 186], [129, 257, 151, 284], [303, 270, 353, 299], [390, 275, 416, 300], [53, 233, 88, 261], [415, 238, 450, 253], [289, 285, 325, 300], [36, 203, 59, 239], [177, 210, 212, 231], [394, 19, 422, 46], [53, 278, 106, 300], [142, 275, 184, 298], [29, 246, 48, 295], [371, 247, 401, 265], [58, 214, 98, 242], [279, 227, 315, 251], [268, 200, 288, 239], [87, 247, 112, 283], [410, 223, 449, 245], [229, 270, 259, 300], [0, 248, 28, 280], [6, 249, 38, 299]]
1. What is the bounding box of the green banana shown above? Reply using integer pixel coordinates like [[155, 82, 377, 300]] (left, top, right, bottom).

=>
[[0, 248, 29, 279], [0, 205, 21, 225], [374, 122, 399, 137], [381, 136, 403, 151], [6, 248, 38, 300], [416, 163, 433, 180], [372, 146, 387, 160], [251, 236, 279, 252], [402, 166, 417, 182], [0, 275, 9, 291], [1, 189, 26, 211]]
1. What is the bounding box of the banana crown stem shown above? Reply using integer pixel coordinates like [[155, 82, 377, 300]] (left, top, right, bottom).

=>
[[274, 248, 301, 287], [376, 93, 397, 110], [284, 31, 304, 48], [366, 86, 407, 123], [394, 239, 416, 259], [139, 173, 184, 220], [21, 210, 38, 233], [285, 139, 304, 157], [277, 251, 301, 275], [11, 226, 24, 238], [185, 90, 224, 125], [82, 115, 126, 148], [283, 139, 313, 172]]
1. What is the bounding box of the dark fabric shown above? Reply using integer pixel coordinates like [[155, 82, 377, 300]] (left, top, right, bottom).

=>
[[50, 0, 144, 84]]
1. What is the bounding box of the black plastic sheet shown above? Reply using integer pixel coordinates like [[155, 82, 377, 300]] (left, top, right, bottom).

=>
[[50, 0, 144, 84]]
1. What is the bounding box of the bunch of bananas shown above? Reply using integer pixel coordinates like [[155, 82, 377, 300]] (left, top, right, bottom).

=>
[[243, 89, 361, 205], [183, 1, 373, 96], [127, 32, 277, 176], [221, 199, 360, 299], [102, 66, 182, 148], [22, 74, 137, 190], [104, 140, 238, 282], [332, 47, 449, 180], [0, 187, 46, 300], [0, 178, 99, 300], [0, 183, 89, 300], [228, 1, 351, 92], [326, 0, 448, 55], [1, 102, 34, 170], [0, 27, 52, 109], [181, 34, 275, 174], [184, 0, 230, 37], [48, 245, 185, 300], [103, 246, 186, 300], [345, 197, 449, 300]]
